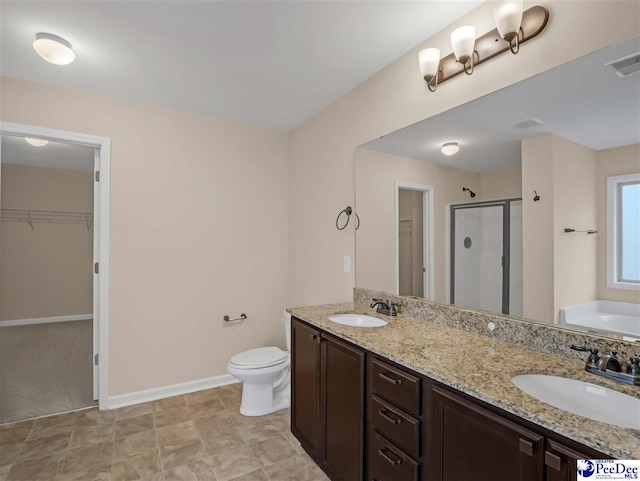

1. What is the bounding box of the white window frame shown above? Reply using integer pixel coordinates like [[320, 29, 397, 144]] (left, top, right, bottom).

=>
[[606, 172, 640, 291]]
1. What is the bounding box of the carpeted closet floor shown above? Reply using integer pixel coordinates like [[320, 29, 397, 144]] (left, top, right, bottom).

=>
[[0, 320, 95, 424]]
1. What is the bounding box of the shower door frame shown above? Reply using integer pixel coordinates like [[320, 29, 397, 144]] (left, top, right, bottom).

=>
[[449, 198, 521, 315], [1, 121, 111, 410]]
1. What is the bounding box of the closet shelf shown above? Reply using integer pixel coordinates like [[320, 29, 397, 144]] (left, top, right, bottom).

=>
[[1, 208, 93, 230]]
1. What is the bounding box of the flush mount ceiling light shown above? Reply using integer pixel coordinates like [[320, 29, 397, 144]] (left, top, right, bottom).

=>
[[418, 4, 548, 92], [441, 142, 460, 156], [25, 137, 49, 147], [33, 32, 75, 65]]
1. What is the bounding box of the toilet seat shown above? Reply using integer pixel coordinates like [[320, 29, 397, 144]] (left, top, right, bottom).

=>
[[229, 347, 288, 370]]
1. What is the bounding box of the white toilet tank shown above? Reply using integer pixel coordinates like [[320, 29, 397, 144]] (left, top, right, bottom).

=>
[[282, 310, 292, 352]]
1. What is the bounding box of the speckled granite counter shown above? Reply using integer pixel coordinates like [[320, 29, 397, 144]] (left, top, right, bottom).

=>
[[287, 302, 640, 460]]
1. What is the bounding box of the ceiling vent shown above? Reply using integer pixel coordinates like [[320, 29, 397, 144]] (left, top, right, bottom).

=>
[[511, 117, 544, 129], [606, 52, 640, 78]]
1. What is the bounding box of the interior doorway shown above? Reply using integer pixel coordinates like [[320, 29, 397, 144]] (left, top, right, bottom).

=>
[[0, 122, 110, 421], [395, 182, 434, 300]]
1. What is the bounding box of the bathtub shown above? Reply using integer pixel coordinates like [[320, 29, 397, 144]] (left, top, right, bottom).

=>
[[560, 300, 640, 338]]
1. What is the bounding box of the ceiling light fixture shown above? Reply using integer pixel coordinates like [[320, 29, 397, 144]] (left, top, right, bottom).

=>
[[33, 32, 75, 65], [494, 0, 525, 54], [25, 137, 49, 147], [418, 5, 548, 92], [441, 142, 460, 156]]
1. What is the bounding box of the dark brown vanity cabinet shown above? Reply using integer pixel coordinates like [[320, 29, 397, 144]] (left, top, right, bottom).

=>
[[367, 357, 425, 481], [291, 317, 610, 481], [428, 385, 545, 481], [291, 317, 365, 481]]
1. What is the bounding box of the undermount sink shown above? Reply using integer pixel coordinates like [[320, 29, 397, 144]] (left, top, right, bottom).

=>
[[327, 314, 387, 328], [511, 374, 640, 429]]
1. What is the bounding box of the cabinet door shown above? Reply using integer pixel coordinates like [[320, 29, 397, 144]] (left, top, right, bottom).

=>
[[291, 318, 321, 458], [429, 385, 544, 481], [320, 334, 365, 481], [544, 440, 600, 481]]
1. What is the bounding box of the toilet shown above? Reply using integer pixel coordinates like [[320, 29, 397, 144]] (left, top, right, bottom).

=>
[[226, 311, 291, 416]]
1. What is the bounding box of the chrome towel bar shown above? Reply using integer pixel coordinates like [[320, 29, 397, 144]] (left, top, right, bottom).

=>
[[224, 313, 247, 323]]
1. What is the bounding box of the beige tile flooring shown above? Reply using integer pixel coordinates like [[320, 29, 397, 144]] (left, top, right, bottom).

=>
[[0, 383, 331, 481]]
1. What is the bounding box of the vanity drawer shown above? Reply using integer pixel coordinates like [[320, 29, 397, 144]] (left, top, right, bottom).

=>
[[372, 395, 420, 458], [371, 358, 421, 416], [369, 431, 419, 481]]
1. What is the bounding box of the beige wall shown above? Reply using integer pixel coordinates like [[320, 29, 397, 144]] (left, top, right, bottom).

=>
[[522, 134, 599, 324], [596, 144, 640, 303], [479, 165, 522, 202], [289, 0, 639, 308], [1, 164, 93, 320], [355, 148, 480, 302], [1, 77, 289, 396], [552, 135, 598, 320]]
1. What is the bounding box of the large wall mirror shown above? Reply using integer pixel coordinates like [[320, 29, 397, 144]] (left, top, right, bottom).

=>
[[355, 35, 640, 341]]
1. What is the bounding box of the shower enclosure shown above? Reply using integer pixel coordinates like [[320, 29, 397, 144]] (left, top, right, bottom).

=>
[[450, 198, 522, 316]]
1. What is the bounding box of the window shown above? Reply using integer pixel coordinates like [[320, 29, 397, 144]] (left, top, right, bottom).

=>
[[607, 173, 640, 290]]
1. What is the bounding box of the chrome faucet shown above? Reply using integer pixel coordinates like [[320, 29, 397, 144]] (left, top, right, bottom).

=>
[[370, 298, 399, 317], [598, 352, 622, 372], [571, 345, 639, 386]]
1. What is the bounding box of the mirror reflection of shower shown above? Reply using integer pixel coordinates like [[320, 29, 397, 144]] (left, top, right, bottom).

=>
[[450, 199, 523, 316]]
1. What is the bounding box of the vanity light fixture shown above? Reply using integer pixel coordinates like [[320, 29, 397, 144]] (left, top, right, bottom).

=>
[[451, 26, 477, 75], [494, 0, 525, 54], [418, 5, 549, 92], [25, 137, 49, 147], [419, 48, 441, 92], [441, 142, 460, 156], [33, 33, 75, 65]]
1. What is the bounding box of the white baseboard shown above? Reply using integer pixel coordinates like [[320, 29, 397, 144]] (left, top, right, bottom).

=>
[[0, 314, 93, 327], [107, 374, 239, 410]]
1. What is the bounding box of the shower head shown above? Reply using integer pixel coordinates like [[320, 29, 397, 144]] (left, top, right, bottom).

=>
[[462, 187, 476, 198]]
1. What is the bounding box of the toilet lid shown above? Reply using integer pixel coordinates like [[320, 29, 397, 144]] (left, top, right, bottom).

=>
[[229, 347, 288, 369]]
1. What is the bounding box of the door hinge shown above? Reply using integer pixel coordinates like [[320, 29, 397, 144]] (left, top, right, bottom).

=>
[[95, 171, 100, 182], [94, 354, 99, 365], [94, 262, 99, 274]]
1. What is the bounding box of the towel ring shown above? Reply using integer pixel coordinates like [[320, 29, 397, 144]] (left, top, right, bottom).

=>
[[336, 206, 359, 231]]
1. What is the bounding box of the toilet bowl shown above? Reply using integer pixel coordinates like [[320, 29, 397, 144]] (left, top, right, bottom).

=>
[[226, 312, 292, 416]]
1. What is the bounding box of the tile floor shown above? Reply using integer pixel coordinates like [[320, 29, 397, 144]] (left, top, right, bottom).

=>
[[0, 383, 331, 481]]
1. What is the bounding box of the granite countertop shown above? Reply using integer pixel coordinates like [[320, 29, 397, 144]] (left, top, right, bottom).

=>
[[287, 302, 640, 459]]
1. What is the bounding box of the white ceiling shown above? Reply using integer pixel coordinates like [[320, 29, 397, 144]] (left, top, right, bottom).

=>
[[360, 36, 640, 172], [1, 135, 95, 171], [1, 1, 483, 131]]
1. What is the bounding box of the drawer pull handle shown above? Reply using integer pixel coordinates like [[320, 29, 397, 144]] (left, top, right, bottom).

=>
[[378, 447, 401, 466], [378, 409, 402, 425], [519, 438, 534, 456], [379, 372, 402, 385], [545, 451, 562, 471]]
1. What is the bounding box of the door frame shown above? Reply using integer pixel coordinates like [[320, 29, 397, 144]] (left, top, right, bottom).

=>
[[394, 181, 434, 300], [1, 121, 111, 410]]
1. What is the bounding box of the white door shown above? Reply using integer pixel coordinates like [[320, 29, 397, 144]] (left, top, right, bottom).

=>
[[92, 149, 100, 400]]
